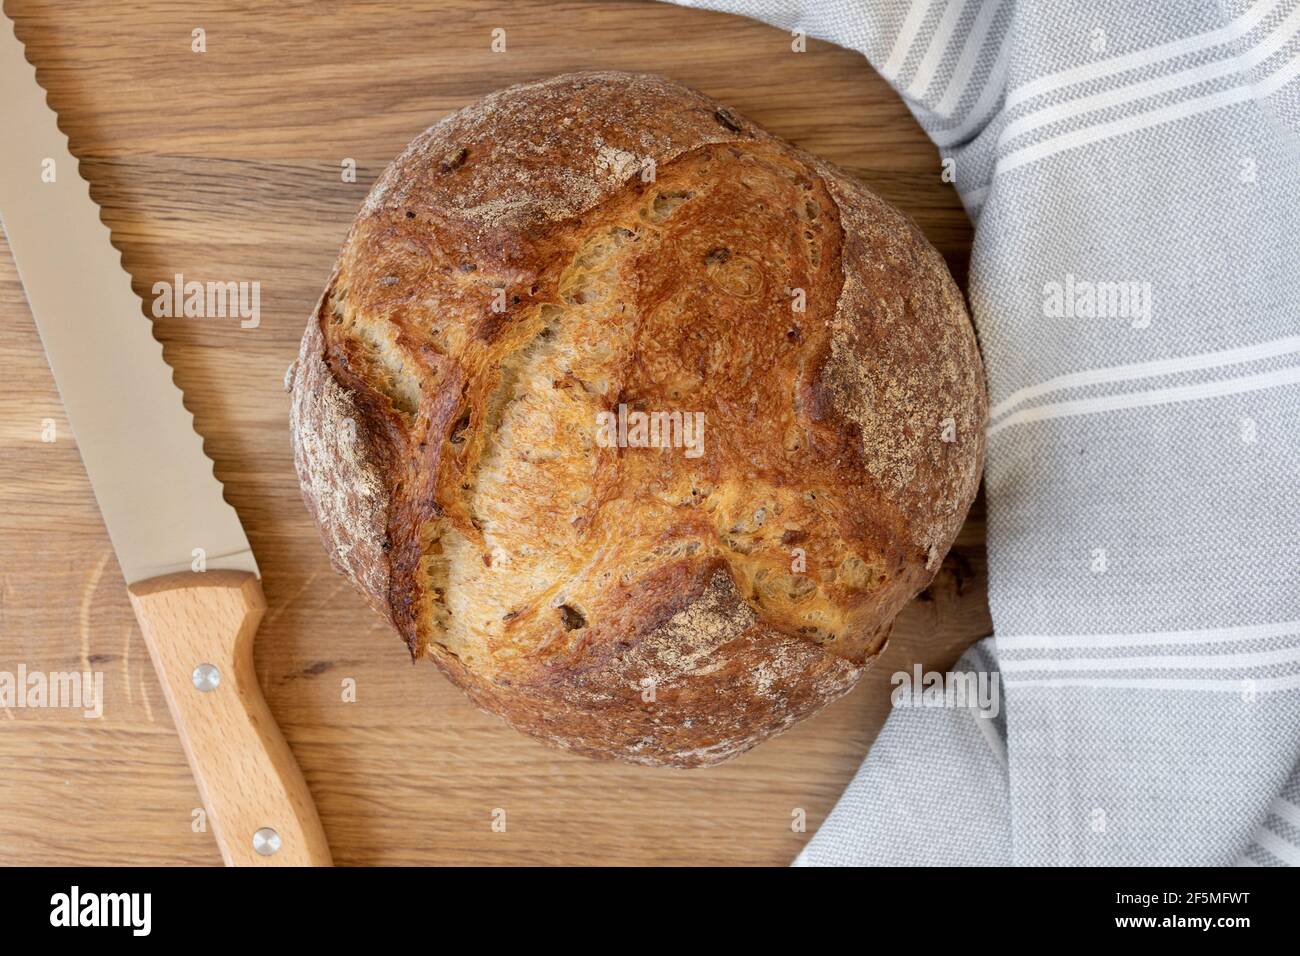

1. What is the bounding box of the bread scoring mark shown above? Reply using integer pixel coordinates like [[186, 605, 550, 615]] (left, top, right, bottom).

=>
[[814, 165, 986, 559], [431, 144, 882, 672], [338, 309, 424, 416], [290, 293, 391, 613]]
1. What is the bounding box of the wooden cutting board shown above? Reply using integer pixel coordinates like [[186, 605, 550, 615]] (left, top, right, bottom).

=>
[[0, 0, 989, 865]]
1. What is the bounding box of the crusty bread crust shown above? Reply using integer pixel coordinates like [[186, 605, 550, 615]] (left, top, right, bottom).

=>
[[290, 71, 985, 767]]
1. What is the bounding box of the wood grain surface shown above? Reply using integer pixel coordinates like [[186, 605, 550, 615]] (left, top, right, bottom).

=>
[[0, 0, 989, 866]]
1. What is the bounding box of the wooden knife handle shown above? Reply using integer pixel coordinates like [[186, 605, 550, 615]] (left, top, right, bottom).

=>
[[128, 570, 333, 866]]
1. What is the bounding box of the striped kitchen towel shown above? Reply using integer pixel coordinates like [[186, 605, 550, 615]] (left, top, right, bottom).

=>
[[668, 0, 1300, 865]]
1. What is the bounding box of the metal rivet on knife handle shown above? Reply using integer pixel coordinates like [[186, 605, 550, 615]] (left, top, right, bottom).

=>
[[191, 663, 221, 692], [252, 827, 282, 857]]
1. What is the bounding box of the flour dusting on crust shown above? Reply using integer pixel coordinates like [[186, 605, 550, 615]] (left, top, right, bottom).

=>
[[290, 291, 392, 618]]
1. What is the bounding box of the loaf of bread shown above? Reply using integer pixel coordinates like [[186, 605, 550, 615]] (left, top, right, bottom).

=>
[[289, 71, 985, 767]]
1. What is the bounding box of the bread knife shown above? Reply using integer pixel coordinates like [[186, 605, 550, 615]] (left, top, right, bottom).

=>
[[0, 16, 331, 866]]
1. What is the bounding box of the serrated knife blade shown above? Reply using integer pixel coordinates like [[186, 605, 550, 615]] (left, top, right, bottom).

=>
[[0, 21, 255, 584], [0, 15, 330, 867]]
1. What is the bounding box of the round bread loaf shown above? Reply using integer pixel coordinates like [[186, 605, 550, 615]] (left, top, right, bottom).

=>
[[289, 71, 985, 767]]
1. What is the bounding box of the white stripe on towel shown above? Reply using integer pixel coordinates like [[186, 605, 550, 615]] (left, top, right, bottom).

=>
[[933, 0, 1004, 118], [986, 363, 1300, 436], [1000, 645, 1300, 673], [1269, 796, 1300, 829], [882, 1, 935, 80], [1255, 829, 1300, 864], [993, 49, 1300, 180], [998, 2, 1300, 146], [1005, 673, 1300, 692], [989, 335, 1300, 420], [906, 0, 969, 100], [931, 26, 1014, 146], [1003, 0, 1286, 111], [998, 619, 1300, 651]]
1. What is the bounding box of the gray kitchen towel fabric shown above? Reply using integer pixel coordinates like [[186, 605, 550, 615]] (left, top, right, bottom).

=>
[[668, 0, 1300, 865]]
